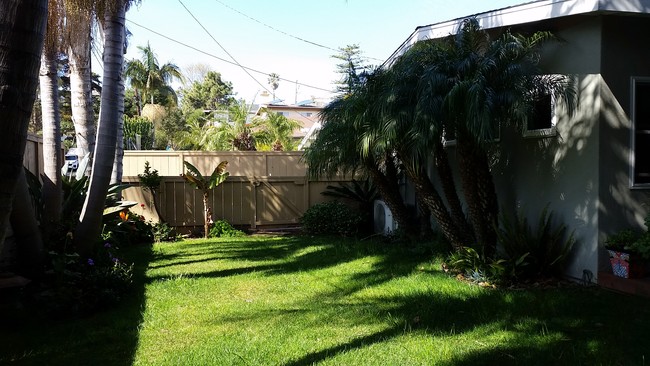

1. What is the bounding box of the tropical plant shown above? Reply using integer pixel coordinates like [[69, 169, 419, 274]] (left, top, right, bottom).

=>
[[496, 206, 575, 279], [214, 99, 262, 151], [181, 160, 229, 238], [138, 161, 163, 222], [256, 109, 301, 151], [124, 42, 183, 114], [305, 70, 420, 238]]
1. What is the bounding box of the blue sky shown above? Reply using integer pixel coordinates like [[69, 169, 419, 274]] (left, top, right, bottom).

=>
[[120, 0, 524, 104]]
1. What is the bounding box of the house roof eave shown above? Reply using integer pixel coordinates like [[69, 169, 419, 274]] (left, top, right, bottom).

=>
[[384, 0, 650, 66]]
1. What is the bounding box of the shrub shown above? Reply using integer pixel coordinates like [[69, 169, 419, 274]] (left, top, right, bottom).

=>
[[496, 206, 575, 280], [300, 201, 364, 237], [153, 222, 177, 242], [445, 246, 505, 283], [209, 220, 246, 238]]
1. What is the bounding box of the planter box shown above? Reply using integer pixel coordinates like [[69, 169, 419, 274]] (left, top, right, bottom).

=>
[[608, 250, 645, 279]]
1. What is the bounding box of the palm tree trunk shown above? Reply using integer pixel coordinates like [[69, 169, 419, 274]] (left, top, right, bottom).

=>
[[111, 74, 125, 184], [433, 141, 474, 244], [0, 0, 48, 253], [404, 164, 464, 250], [456, 129, 499, 257], [364, 156, 418, 237], [75, 2, 127, 255], [68, 18, 96, 160], [203, 191, 210, 238], [39, 50, 63, 228], [11, 169, 44, 277]]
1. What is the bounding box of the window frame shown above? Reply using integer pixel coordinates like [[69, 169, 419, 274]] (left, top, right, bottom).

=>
[[630, 76, 650, 189], [523, 92, 558, 138]]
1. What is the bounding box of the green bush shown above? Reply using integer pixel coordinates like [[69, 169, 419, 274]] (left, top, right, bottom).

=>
[[209, 220, 246, 238], [300, 201, 364, 237], [153, 222, 177, 242], [496, 206, 575, 280], [445, 246, 505, 283]]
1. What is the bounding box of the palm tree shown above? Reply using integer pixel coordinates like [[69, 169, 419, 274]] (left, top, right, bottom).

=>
[[124, 42, 183, 114], [0, 0, 48, 252], [39, 0, 65, 228], [267, 73, 280, 100], [305, 76, 419, 237], [65, 0, 96, 159], [214, 99, 261, 151], [256, 109, 300, 151], [75, 0, 136, 255], [181, 161, 229, 238], [412, 19, 575, 256]]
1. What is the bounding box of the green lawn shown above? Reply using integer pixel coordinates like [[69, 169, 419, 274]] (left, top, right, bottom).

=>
[[2, 236, 649, 365]]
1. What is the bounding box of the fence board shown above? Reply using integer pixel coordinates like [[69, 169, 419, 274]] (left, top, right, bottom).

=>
[[122, 151, 353, 230]]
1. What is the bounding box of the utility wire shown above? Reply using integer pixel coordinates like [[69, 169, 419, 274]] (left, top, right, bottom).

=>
[[178, 0, 272, 94], [126, 19, 334, 94], [213, 0, 383, 63]]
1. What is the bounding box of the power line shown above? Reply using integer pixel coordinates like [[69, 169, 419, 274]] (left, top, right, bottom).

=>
[[125, 19, 334, 94], [177, 0, 272, 95], [212, 0, 384, 63]]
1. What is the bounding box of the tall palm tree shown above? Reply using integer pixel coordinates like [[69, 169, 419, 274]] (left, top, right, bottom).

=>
[[0, 0, 48, 252], [124, 42, 183, 114], [65, 0, 96, 159], [40, 0, 66, 231], [75, 0, 137, 255], [256, 109, 300, 151]]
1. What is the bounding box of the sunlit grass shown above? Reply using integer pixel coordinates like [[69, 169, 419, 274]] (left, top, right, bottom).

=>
[[2, 235, 649, 365]]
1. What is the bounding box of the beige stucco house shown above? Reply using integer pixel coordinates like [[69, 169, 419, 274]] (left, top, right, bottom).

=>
[[387, 0, 650, 281]]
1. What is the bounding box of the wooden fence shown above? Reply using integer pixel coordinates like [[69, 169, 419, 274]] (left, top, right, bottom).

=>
[[122, 151, 351, 230], [23, 134, 48, 177]]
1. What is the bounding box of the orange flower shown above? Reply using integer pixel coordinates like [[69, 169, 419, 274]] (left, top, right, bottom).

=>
[[119, 211, 129, 222]]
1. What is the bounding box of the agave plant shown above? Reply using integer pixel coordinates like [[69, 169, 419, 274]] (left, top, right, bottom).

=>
[[181, 160, 229, 238]]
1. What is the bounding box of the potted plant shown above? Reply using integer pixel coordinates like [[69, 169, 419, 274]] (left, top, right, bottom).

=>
[[605, 213, 650, 279]]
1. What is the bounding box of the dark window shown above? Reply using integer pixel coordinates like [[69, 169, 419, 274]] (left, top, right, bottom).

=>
[[528, 94, 554, 131], [633, 80, 650, 185]]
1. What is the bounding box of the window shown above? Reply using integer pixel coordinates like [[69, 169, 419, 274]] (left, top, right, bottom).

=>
[[631, 78, 650, 186], [524, 93, 557, 138], [301, 112, 313, 117]]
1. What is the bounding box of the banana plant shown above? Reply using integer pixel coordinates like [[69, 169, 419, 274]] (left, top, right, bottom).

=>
[[181, 160, 229, 238]]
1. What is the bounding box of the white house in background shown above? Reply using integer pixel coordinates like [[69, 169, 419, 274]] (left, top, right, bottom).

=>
[[255, 99, 325, 149], [386, 0, 650, 282]]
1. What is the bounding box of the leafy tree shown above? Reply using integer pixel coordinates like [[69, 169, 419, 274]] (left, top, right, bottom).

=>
[[180, 71, 234, 112], [332, 44, 368, 95], [256, 109, 300, 151], [124, 42, 183, 114], [123, 115, 154, 150], [138, 161, 164, 222], [181, 161, 229, 238], [214, 99, 261, 151]]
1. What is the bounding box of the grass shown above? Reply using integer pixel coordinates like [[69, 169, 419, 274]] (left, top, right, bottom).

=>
[[2, 235, 650, 365]]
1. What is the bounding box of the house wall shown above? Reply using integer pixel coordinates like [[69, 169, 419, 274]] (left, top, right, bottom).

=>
[[491, 16, 604, 280], [598, 15, 650, 268]]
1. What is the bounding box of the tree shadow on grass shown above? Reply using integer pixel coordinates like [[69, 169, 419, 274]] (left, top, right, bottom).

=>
[[145, 236, 426, 286], [284, 285, 650, 366], [0, 243, 153, 366]]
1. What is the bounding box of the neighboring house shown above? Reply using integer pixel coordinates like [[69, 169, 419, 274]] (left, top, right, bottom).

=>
[[255, 100, 325, 149], [386, 0, 650, 281]]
